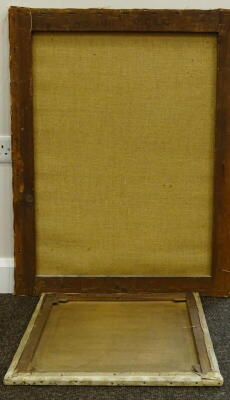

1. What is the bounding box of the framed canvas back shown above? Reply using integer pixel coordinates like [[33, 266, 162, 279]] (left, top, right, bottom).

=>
[[9, 7, 230, 295]]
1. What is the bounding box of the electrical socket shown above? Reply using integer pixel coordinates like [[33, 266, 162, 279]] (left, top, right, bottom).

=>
[[0, 136, 12, 163]]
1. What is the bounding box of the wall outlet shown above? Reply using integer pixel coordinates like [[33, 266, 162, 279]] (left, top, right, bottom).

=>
[[0, 136, 11, 163]]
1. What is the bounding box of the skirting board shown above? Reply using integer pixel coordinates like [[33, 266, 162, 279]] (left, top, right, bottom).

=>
[[0, 258, 14, 293], [4, 292, 223, 386]]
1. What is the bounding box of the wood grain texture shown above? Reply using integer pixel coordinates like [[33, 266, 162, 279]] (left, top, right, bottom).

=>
[[34, 276, 212, 295], [211, 11, 230, 297], [29, 8, 220, 32], [34, 276, 230, 296], [4, 293, 223, 386], [4, 372, 223, 386], [55, 292, 187, 301], [9, 7, 36, 295], [186, 293, 211, 374], [9, 7, 230, 296], [16, 294, 57, 372], [193, 293, 222, 374]]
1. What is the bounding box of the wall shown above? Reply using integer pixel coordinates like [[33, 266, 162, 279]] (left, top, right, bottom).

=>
[[0, 0, 229, 293]]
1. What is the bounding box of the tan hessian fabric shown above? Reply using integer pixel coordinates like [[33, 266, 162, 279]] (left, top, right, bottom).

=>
[[30, 301, 199, 373], [33, 33, 216, 276]]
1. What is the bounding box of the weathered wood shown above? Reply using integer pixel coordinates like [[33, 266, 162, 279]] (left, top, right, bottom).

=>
[[193, 292, 222, 374], [3, 371, 223, 386], [9, 7, 36, 295], [29, 8, 220, 32], [186, 293, 211, 374], [56, 292, 186, 302], [3, 292, 223, 386], [34, 276, 213, 295], [211, 11, 230, 297], [9, 7, 230, 296], [3, 294, 46, 383], [16, 294, 58, 372]]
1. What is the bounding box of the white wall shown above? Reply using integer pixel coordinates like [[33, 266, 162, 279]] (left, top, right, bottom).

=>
[[0, 0, 229, 292]]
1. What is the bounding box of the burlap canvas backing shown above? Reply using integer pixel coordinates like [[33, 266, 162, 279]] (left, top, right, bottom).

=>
[[33, 32, 216, 276]]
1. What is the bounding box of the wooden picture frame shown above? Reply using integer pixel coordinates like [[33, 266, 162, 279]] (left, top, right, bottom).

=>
[[9, 7, 230, 296], [4, 292, 223, 386]]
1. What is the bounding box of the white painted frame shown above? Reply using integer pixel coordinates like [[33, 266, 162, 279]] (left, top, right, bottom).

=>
[[4, 293, 223, 386]]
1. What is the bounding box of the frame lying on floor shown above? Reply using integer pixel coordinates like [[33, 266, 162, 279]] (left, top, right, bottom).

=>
[[4, 292, 223, 386]]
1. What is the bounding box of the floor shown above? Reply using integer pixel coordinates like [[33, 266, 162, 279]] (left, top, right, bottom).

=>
[[0, 294, 229, 400]]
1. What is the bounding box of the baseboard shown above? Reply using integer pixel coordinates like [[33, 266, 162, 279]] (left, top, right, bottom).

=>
[[0, 258, 14, 293]]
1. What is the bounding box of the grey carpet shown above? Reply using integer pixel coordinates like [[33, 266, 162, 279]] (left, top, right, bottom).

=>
[[0, 294, 229, 400]]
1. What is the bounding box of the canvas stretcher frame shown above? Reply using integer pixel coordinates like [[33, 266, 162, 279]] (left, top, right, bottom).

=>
[[9, 7, 230, 296], [3, 292, 223, 386]]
